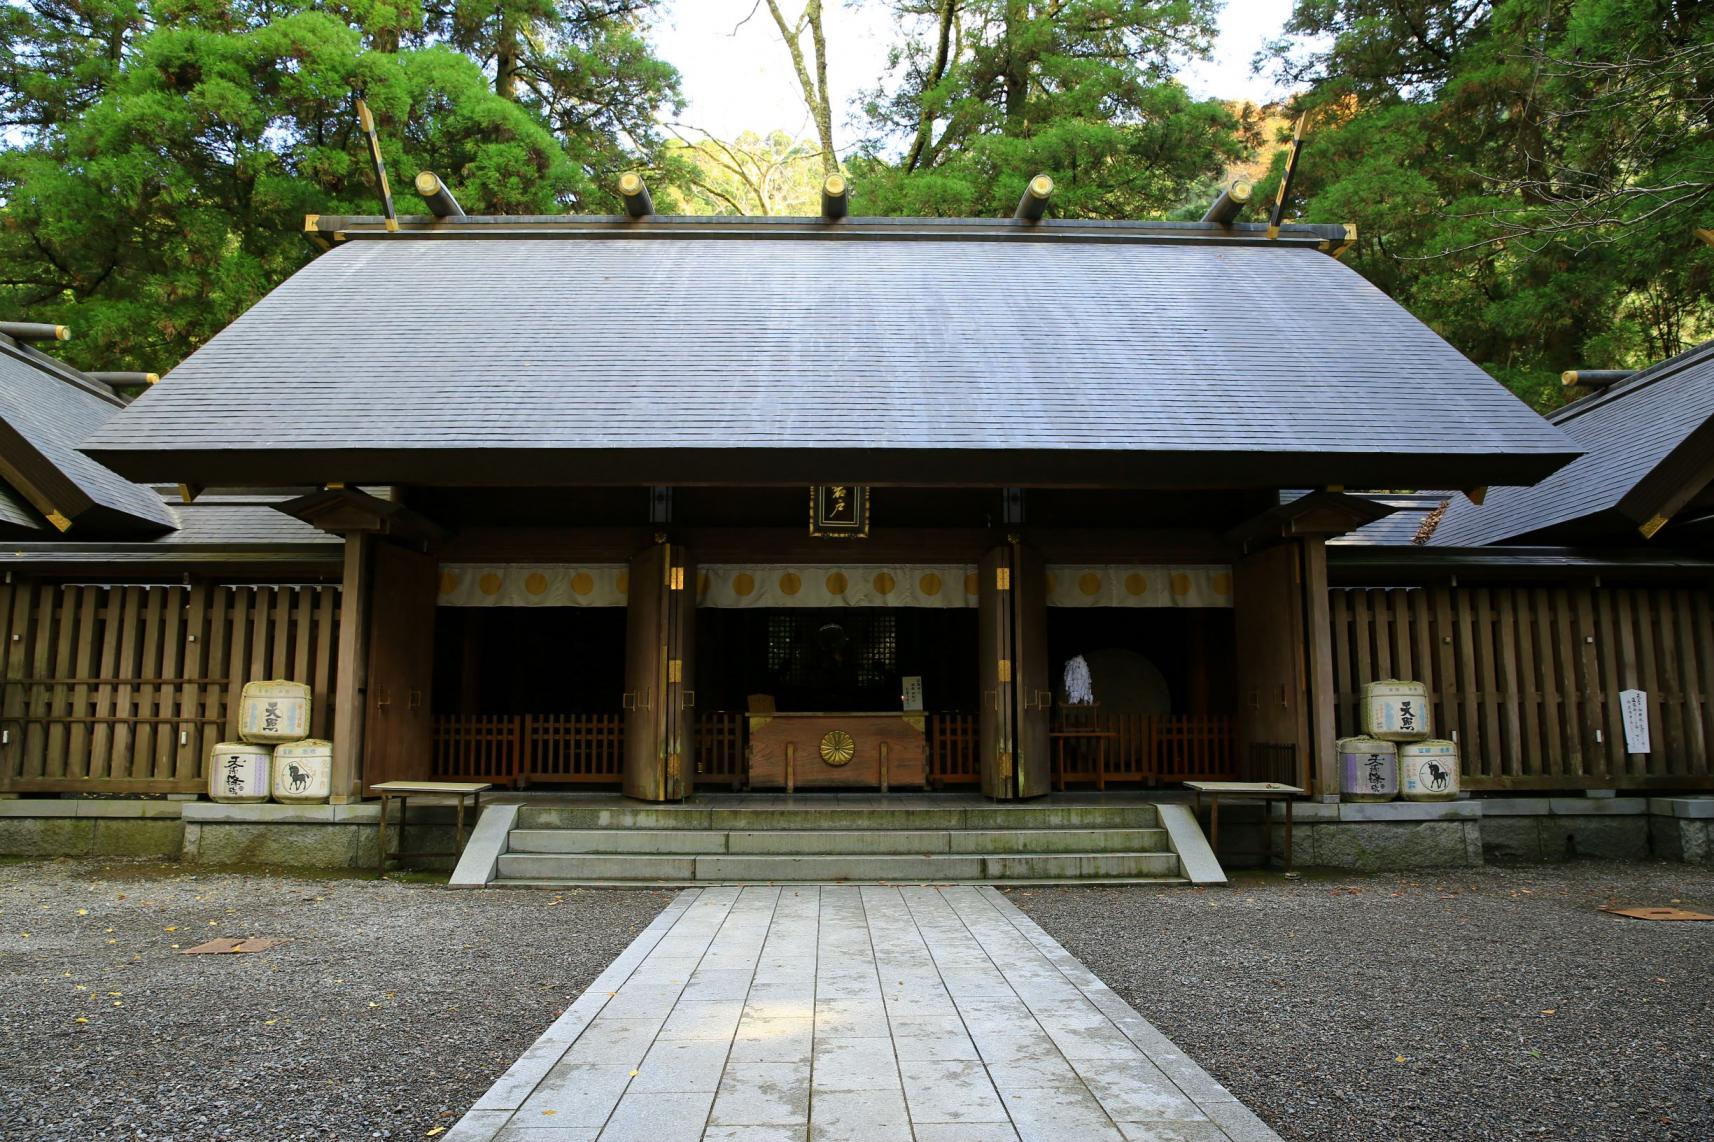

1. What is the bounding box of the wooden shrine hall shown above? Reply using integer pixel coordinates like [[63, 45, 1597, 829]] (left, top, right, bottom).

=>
[[78, 187, 1580, 805]]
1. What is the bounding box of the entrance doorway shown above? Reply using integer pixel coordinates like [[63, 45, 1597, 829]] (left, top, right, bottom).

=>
[[1043, 607, 1238, 787]]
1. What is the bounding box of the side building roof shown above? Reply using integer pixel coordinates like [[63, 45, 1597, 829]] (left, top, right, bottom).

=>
[[0, 338, 178, 534], [83, 215, 1579, 491], [1431, 340, 1714, 546]]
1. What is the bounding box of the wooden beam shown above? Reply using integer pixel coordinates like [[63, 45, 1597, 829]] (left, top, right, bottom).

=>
[[355, 98, 397, 233], [1014, 175, 1054, 223], [821, 174, 849, 220], [1200, 178, 1253, 226], [413, 171, 466, 218], [1267, 114, 1308, 240], [1223, 491, 1397, 554], [1561, 369, 1634, 388], [0, 322, 69, 343], [277, 487, 446, 546], [619, 172, 654, 218], [1301, 537, 1338, 800], [329, 533, 373, 803]]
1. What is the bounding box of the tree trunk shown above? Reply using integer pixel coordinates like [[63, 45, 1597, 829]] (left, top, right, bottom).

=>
[[905, 0, 957, 173], [767, 1, 839, 174], [496, 13, 521, 101], [1003, 0, 1029, 134]]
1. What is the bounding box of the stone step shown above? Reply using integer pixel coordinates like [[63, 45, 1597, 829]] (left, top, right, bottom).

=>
[[506, 826, 1170, 856], [513, 803, 1161, 832], [493, 850, 1181, 883]]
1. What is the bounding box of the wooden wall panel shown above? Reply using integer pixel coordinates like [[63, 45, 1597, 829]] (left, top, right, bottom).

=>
[[0, 582, 341, 794], [1331, 585, 1714, 791]]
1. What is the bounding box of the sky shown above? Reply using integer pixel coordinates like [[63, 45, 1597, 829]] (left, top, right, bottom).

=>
[[651, 0, 1299, 143]]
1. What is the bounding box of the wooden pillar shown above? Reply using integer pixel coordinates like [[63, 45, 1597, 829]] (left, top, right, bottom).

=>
[[1300, 537, 1338, 800], [1233, 543, 1310, 784], [329, 534, 374, 804]]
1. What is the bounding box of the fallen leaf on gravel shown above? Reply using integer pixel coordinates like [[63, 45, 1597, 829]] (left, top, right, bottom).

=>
[[1541, 1009, 1556, 1015], [368, 1002, 380, 1008], [263, 1019, 278, 1025], [163, 926, 177, 932], [73, 1017, 88, 1024], [1394, 1055, 1407, 1063], [76, 908, 88, 916], [425, 1129, 446, 1137]]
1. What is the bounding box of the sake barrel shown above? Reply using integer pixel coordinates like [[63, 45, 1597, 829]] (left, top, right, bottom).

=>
[[1362, 679, 1432, 741], [1399, 739, 1460, 801], [271, 739, 333, 804], [238, 679, 312, 743], [1337, 736, 1399, 802], [208, 742, 272, 803]]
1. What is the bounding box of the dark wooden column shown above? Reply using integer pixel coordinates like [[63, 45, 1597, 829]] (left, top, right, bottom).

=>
[[1233, 542, 1311, 788], [623, 541, 696, 802], [361, 541, 439, 787], [978, 547, 1016, 799], [1011, 542, 1052, 798], [977, 541, 1051, 800], [329, 535, 372, 803]]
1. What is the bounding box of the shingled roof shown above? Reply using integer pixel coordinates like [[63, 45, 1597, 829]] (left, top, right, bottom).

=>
[[1432, 339, 1714, 546], [0, 338, 178, 534], [84, 215, 1579, 490]]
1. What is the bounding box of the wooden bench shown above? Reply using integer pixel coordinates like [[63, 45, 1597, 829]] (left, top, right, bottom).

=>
[[1184, 780, 1305, 870], [369, 780, 492, 871]]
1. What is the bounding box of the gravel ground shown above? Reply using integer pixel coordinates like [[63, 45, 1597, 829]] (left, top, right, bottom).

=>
[[0, 858, 669, 1141], [1007, 860, 1714, 1142]]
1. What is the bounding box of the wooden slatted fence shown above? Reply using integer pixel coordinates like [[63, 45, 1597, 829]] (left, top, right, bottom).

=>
[[1331, 585, 1714, 790], [0, 581, 340, 794]]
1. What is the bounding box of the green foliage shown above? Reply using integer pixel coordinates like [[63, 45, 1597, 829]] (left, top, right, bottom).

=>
[[852, 0, 1251, 218], [1263, 0, 1714, 410], [660, 131, 826, 217], [0, 0, 678, 371]]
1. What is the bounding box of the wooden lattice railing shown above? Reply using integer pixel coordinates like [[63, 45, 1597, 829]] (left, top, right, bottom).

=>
[[432, 709, 1236, 790], [431, 710, 746, 788]]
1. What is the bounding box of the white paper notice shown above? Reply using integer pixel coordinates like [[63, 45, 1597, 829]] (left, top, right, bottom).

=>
[[1619, 689, 1651, 753], [901, 676, 924, 711]]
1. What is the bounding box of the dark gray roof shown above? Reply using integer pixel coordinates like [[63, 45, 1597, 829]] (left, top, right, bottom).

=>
[[0, 341, 178, 532], [1432, 340, 1714, 546], [1329, 493, 1449, 546], [84, 220, 1578, 489], [0, 491, 340, 567]]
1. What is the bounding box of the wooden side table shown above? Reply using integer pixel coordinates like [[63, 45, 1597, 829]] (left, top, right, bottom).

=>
[[369, 780, 492, 871], [1183, 780, 1306, 870]]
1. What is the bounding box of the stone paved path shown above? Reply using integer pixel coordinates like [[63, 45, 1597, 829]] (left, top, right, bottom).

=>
[[446, 885, 1278, 1141]]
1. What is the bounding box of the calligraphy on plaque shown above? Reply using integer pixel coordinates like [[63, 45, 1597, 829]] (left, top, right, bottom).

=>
[[809, 485, 870, 538]]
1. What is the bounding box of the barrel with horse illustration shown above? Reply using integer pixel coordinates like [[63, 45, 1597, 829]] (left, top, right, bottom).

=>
[[1399, 739, 1460, 801], [271, 739, 333, 803]]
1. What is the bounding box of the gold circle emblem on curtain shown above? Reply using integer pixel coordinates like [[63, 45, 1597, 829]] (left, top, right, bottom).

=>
[[779, 572, 802, 596], [819, 729, 856, 767], [524, 572, 549, 596], [478, 572, 503, 596]]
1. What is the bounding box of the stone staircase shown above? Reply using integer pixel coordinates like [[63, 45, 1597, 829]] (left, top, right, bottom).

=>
[[454, 798, 1224, 887]]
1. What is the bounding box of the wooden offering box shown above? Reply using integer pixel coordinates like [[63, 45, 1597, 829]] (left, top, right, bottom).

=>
[[747, 712, 927, 790]]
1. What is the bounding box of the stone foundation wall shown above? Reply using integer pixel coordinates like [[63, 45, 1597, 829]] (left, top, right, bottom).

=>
[[0, 798, 461, 870], [1267, 796, 1714, 871]]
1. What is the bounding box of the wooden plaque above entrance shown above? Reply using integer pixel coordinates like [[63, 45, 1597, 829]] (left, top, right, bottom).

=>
[[810, 486, 870, 538]]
